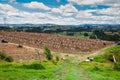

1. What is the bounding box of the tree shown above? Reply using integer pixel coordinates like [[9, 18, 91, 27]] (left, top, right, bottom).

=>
[[89, 34, 97, 39], [44, 46, 52, 60], [84, 32, 89, 36]]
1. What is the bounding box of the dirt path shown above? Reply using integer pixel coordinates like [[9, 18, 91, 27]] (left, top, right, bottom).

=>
[[7, 42, 112, 61], [54, 45, 114, 80], [55, 57, 91, 80], [8, 42, 43, 52]]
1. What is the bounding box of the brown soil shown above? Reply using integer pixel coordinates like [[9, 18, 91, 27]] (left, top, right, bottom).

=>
[[0, 31, 114, 61], [0, 42, 44, 62]]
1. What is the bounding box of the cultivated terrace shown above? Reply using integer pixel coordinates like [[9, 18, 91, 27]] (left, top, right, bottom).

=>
[[0, 31, 114, 54]]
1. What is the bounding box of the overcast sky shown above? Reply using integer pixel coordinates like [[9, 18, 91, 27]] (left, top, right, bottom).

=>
[[0, 0, 120, 24]]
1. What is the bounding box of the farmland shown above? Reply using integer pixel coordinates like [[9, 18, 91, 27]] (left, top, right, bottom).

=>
[[0, 31, 119, 80], [0, 45, 120, 80], [0, 31, 114, 61]]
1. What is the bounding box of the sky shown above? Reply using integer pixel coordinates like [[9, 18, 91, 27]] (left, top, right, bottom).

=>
[[0, 0, 120, 25]]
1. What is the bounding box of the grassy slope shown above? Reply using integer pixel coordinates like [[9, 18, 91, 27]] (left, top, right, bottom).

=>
[[0, 61, 58, 80], [0, 58, 90, 80], [79, 45, 120, 80], [0, 45, 120, 80]]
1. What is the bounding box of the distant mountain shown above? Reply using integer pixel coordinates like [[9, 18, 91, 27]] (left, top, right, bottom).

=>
[[0, 24, 120, 27]]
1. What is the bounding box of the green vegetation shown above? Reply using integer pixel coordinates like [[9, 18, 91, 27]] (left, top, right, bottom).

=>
[[93, 45, 120, 63], [56, 32, 92, 38], [44, 46, 52, 60], [79, 62, 120, 80], [0, 45, 120, 80], [89, 34, 97, 39], [0, 52, 6, 60], [91, 30, 120, 41], [5, 56, 13, 62], [79, 45, 120, 80], [114, 62, 120, 71], [0, 61, 58, 80], [0, 52, 13, 62], [22, 63, 45, 70]]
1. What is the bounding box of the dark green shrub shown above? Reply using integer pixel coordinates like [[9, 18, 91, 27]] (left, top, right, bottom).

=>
[[44, 46, 52, 60], [56, 56, 59, 62], [84, 32, 89, 36], [5, 56, 13, 62], [92, 66, 102, 71], [114, 62, 120, 71], [89, 34, 97, 39], [0, 52, 6, 60], [23, 63, 45, 70], [52, 60, 57, 65], [104, 54, 113, 62]]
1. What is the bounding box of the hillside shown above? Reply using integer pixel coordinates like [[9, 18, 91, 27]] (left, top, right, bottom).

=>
[[0, 44, 120, 80], [0, 31, 113, 54], [80, 45, 120, 80]]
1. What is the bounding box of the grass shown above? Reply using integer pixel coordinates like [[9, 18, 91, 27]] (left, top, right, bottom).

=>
[[0, 57, 89, 80], [0, 45, 120, 80], [93, 45, 120, 63], [79, 45, 120, 80], [0, 61, 58, 80], [55, 32, 92, 38], [79, 62, 120, 80]]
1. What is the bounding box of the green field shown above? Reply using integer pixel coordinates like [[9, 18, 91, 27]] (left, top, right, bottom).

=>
[[0, 45, 120, 80], [54, 32, 92, 38]]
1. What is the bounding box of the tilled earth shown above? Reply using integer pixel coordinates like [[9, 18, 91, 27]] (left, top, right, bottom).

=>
[[0, 31, 114, 61]]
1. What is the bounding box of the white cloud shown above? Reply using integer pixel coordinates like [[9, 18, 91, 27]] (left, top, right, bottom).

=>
[[68, 0, 104, 5], [56, 0, 60, 2], [75, 8, 120, 24], [76, 11, 93, 18], [60, 4, 78, 13], [51, 8, 62, 14], [68, 0, 120, 8], [23, 1, 51, 10], [0, 3, 19, 16], [96, 8, 120, 16], [0, 3, 119, 24], [51, 4, 78, 16]]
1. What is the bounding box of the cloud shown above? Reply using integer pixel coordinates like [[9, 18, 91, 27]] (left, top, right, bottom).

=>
[[51, 4, 78, 16], [23, 1, 51, 10], [0, 3, 18, 16], [0, 2, 119, 24], [60, 4, 78, 13], [68, 0, 120, 7], [96, 8, 120, 16], [76, 10, 93, 18], [68, 0, 103, 5], [9, 0, 17, 4], [51, 8, 62, 14], [56, 0, 60, 2]]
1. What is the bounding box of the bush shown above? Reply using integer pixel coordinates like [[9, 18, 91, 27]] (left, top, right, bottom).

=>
[[23, 63, 45, 70], [114, 62, 120, 71], [84, 33, 89, 36], [52, 60, 57, 65], [44, 46, 52, 60], [56, 56, 59, 62], [89, 34, 97, 39], [5, 56, 13, 62], [0, 52, 6, 60], [92, 66, 102, 71]]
